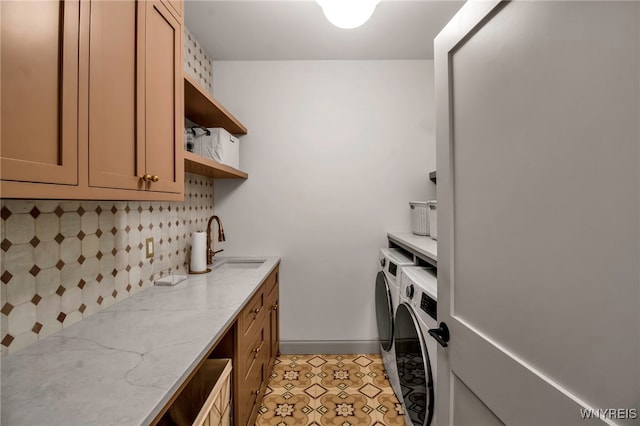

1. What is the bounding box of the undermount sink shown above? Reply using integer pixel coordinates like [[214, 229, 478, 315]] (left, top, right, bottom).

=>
[[213, 259, 266, 270]]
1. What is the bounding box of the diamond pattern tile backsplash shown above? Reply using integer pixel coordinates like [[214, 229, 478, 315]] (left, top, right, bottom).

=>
[[0, 174, 214, 355], [184, 27, 213, 95]]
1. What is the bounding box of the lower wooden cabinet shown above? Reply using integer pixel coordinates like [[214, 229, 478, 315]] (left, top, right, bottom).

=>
[[266, 275, 280, 372], [235, 267, 279, 426], [153, 266, 280, 426]]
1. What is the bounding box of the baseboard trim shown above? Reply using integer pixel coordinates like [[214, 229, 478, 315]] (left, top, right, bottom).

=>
[[280, 340, 381, 355]]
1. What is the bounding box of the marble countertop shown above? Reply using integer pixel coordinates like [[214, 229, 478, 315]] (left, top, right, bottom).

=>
[[1, 256, 281, 426], [387, 232, 437, 265]]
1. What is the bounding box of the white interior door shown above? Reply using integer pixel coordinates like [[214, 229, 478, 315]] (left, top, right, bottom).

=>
[[435, 1, 640, 425]]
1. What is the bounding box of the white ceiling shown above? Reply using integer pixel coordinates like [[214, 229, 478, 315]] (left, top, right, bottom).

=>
[[184, 0, 465, 60]]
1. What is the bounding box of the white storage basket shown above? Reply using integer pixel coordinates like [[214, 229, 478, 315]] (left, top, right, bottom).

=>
[[427, 201, 437, 240], [210, 128, 239, 170], [410, 202, 430, 236]]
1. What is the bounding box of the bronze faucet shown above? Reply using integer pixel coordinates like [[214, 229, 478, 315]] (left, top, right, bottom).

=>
[[206, 215, 226, 264]]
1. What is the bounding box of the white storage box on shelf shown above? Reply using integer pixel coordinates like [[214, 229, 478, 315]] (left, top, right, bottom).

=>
[[192, 130, 221, 164], [192, 128, 240, 170], [427, 200, 437, 240], [211, 128, 240, 170], [409, 201, 430, 236]]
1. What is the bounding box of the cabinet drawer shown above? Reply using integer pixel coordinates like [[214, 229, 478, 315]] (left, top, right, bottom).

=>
[[239, 325, 266, 380], [237, 359, 265, 426], [266, 280, 279, 311], [264, 269, 278, 298], [239, 289, 265, 338]]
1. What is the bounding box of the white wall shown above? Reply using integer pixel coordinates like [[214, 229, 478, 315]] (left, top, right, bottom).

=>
[[212, 60, 434, 351]]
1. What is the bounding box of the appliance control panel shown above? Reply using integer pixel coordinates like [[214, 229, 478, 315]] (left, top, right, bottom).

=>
[[421, 293, 437, 321], [388, 262, 397, 277]]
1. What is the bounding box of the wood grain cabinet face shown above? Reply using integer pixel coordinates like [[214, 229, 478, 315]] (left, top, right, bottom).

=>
[[144, 0, 184, 194], [88, 0, 144, 191], [234, 267, 280, 426], [267, 280, 280, 366], [89, 0, 183, 194], [2, 0, 183, 199], [162, 0, 183, 18], [1, 0, 79, 185]]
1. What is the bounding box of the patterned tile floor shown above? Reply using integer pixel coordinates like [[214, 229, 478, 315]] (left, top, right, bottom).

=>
[[256, 354, 406, 426]]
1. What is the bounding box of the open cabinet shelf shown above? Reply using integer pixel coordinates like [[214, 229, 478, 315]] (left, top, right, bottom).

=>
[[184, 151, 248, 179], [184, 74, 247, 134]]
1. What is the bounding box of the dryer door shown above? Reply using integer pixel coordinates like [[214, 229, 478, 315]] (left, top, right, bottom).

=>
[[395, 302, 435, 426], [375, 271, 393, 351]]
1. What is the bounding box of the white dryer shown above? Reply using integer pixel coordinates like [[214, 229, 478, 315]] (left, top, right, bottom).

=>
[[375, 248, 414, 400], [395, 266, 438, 426]]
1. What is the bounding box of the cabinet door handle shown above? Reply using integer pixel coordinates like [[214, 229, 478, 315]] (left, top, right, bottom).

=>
[[252, 389, 260, 396], [253, 347, 261, 357], [272, 303, 278, 311], [253, 307, 261, 315], [151, 175, 160, 182], [140, 174, 152, 182]]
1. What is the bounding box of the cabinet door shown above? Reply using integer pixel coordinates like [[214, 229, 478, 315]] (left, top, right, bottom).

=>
[[88, 0, 145, 191], [267, 282, 280, 367], [162, 0, 182, 18], [144, 0, 184, 193], [1, 0, 79, 185]]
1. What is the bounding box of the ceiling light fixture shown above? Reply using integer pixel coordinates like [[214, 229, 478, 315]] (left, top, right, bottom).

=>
[[316, 0, 382, 30]]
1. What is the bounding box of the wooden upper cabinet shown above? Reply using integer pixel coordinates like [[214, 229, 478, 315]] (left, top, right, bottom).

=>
[[162, 0, 183, 18], [88, 0, 182, 194], [88, 0, 145, 191], [0, 0, 80, 185], [1, 0, 183, 199], [144, 1, 184, 194]]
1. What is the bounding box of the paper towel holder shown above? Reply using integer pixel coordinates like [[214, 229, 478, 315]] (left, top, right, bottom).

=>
[[186, 254, 211, 275]]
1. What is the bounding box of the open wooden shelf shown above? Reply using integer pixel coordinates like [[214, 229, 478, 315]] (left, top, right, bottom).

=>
[[184, 151, 248, 179], [184, 75, 247, 135]]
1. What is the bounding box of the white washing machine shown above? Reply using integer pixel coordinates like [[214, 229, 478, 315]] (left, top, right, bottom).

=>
[[395, 266, 438, 426], [375, 248, 414, 400]]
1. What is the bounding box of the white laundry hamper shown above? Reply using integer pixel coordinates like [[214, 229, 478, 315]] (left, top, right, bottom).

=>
[[409, 202, 430, 236], [427, 201, 437, 240]]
